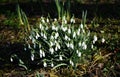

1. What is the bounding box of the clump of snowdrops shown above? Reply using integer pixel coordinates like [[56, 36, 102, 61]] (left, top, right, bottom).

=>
[[24, 15, 99, 69]]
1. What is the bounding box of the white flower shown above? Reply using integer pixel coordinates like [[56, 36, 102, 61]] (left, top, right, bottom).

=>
[[36, 33, 40, 39], [43, 61, 47, 67], [66, 42, 70, 47], [78, 52, 81, 57], [52, 25, 55, 30], [49, 47, 54, 54], [59, 55, 63, 61], [70, 18, 75, 23], [39, 23, 43, 29], [47, 18, 49, 23], [77, 28, 80, 36], [70, 43, 74, 49], [62, 26, 67, 32], [40, 49, 42, 54], [51, 62, 54, 67], [40, 54, 42, 58], [43, 33, 47, 39], [82, 42, 87, 50], [56, 43, 60, 49], [41, 18, 45, 23], [42, 51, 45, 57], [24, 47, 27, 51], [50, 41, 54, 46], [50, 35, 54, 40], [73, 32, 76, 38], [65, 35, 69, 40], [91, 44, 94, 49], [32, 38, 35, 43], [55, 46, 58, 51], [68, 28, 71, 34], [102, 38, 105, 43], [33, 44, 36, 48], [70, 59, 74, 66], [29, 35, 32, 40], [83, 44, 87, 50], [28, 44, 31, 49], [55, 32, 59, 39], [80, 24, 83, 29], [41, 32, 44, 37], [93, 35, 97, 42], [76, 50, 79, 54], [39, 44, 41, 48], [10, 57, 13, 62], [78, 42, 82, 47], [54, 18, 57, 22], [31, 54, 34, 61], [45, 26, 48, 30]]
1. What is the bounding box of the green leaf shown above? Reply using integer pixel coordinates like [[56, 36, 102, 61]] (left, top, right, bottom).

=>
[[52, 63, 67, 70]]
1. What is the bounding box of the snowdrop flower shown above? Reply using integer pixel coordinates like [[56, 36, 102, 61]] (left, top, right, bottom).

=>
[[55, 46, 58, 51], [29, 35, 32, 40], [51, 62, 54, 67], [10, 57, 13, 62], [77, 28, 80, 36], [93, 35, 97, 44], [82, 42, 87, 50], [55, 32, 59, 39], [54, 18, 57, 22], [66, 42, 70, 48], [42, 51, 45, 57], [91, 44, 94, 49], [39, 23, 44, 30], [78, 52, 81, 57], [40, 49, 45, 58], [31, 54, 34, 61], [50, 35, 54, 40], [80, 24, 83, 29], [40, 49, 43, 54], [28, 44, 31, 49], [76, 50, 79, 54], [47, 18, 49, 23], [102, 38, 105, 43], [59, 55, 63, 61], [41, 17, 45, 23], [70, 43, 74, 49], [62, 26, 67, 32], [43, 33, 47, 39], [40, 32, 44, 37], [56, 43, 60, 49], [52, 24, 56, 30], [32, 38, 35, 43], [50, 41, 54, 46], [73, 32, 76, 38], [94, 35, 97, 42], [33, 43, 36, 48], [39, 43, 41, 48], [43, 61, 47, 67], [70, 59, 74, 66], [49, 47, 54, 54], [65, 35, 69, 40], [24, 47, 27, 51], [70, 18, 75, 23], [64, 19, 67, 24], [78, 42, 82, 47], [68, 28, 71, 34], [83, 44, 87, 50], [36, 33, 40, 39], [45, 26, 48, 30]]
